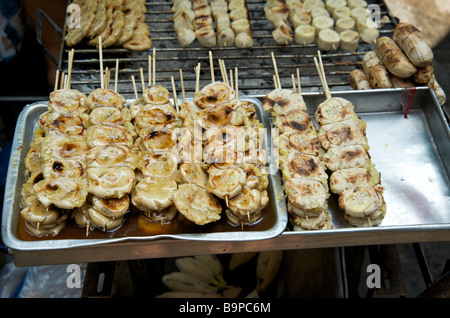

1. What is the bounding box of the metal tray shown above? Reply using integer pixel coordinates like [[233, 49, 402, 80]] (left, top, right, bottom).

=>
[[1, 97, 288, 251], [2, 88, 450, 266]]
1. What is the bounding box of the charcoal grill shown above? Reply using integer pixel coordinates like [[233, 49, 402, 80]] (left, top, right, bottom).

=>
[[49, 0, 398, 99]]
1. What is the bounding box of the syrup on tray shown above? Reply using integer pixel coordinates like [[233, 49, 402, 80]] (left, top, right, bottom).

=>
[[17, 202, 277, 242]]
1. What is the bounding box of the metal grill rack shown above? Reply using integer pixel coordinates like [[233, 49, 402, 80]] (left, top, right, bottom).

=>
[[56, 0, 398, 99]]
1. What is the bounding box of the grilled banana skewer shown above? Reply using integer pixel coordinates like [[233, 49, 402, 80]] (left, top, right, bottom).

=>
[[314, 94, 386, 226], [21, 88, 92, 237], [83, 87, 137, 231], [263, 80, 333, 231]]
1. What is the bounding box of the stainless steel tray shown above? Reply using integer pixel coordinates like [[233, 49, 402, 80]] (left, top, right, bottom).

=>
[[1, 97, 288, 251], [3, 88, 450, 267]]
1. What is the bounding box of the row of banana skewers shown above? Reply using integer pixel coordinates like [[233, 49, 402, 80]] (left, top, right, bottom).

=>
[[313, 53, 386, 226], [171, 0, 253, 48], [156, 251, 283, 298], [265, 0, 380, 50], [263, 54, 333, 230], [19, 47, 272, 237]]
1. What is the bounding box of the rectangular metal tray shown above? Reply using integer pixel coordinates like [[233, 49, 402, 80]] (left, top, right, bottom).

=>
[[2, 88, 450, 266], [1, 97, 288, 251]]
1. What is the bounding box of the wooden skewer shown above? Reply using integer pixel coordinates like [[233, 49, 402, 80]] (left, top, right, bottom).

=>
[[316, 51, 331, 99], [313, 57, 328, 99], [148, 55, 152, 87], [171, 76, 179, 114], [104, 67, 109, 89], [60, 72, 65, 89], [131, 75, 138, 100], [234, 67, 238, 99], [296, 68, 301, 95], [67, 49, 74, 89], [195, 62, 201, 92], [152, 48, 156, 86], [179, 69, 185, 102], [271, 52, 281, 89], [218, 59, 229, 85], [273, 75, 278, 90], [99, 36, 104, 89], [115, 59, 119, 93], [367, 216, 372, 227], [54, 69, 60, 91], [209, 51, 215, 83], [140, 68, 145, 95], [218, 59, 225, 83], [64, 74, 68, 89], [291, 74, 296, 93], [229, 69, 234, 90]]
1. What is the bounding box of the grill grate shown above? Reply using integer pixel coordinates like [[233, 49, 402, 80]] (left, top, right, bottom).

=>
[[58, 0, 397, 99]]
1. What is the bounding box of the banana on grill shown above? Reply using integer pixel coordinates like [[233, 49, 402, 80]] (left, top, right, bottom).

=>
[[294, 25, 316, 45], [335, 16, 356, 34], [317, 29, 340, 51], [340, 30, 360, 51]]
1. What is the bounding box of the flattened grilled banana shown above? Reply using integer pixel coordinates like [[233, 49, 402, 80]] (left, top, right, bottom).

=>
[[314, 97, 356, 126], [330, 166, 380, 194], [137, 151, 178, 179], [322, 144, 371, 172], [86, 144, 138, 169], [86, 125, 134, 148], [278, 130, 323, 158], [40, 136, 88, 162], [280, 152, 328, 187], [179, 162, 209, 188], [134, 104, 179, 130], [87, 166, 136, 199], [42, 157, 86, 180], [39, 112, 89, 137], [137, 127, 178, 153], [207, 166, 246, 199], [273, 109, 315, 134], [87, 88, 126, 110], [88, 207, 124, 230], [193, 82, 235, 108], [318, 117, 368, 150], [284, 177, 328, 213], [33, 177, 88, 209], [91, 195, 130, 219], [89, 106, 129, 126], [338, 184, 386, 219], [143, 85, 171, 105], [173, 183, 222, 225], [131, 176, 177, 212], [48, 89, 89, 114]]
